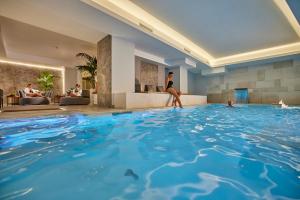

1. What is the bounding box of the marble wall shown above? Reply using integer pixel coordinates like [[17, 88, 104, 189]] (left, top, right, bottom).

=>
[[97, 35, 112, 107], [195, 59, 300, 105], [0, 63, 62, 103]]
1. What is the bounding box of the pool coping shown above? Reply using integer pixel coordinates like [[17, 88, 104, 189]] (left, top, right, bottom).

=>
[[0, 103, 292, 120], [0, 105, 187, 120]]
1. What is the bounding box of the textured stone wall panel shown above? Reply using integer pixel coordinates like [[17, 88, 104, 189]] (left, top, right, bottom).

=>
[[0, 63, 62, 104], [140, 61, 158, 91], [202, 59, 300, 105], [97, 35, 112, 107]]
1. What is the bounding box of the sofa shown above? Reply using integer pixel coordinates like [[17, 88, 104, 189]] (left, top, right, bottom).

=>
[[0, 89, 3, 109], [18, 90, 52, 105], [59, 90, 90, 106]]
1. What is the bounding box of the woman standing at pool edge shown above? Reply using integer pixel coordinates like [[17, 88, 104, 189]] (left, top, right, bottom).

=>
[[165, 72, 183, 108]]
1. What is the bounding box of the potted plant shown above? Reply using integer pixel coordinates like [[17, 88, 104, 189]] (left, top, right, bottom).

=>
[[75, 53, 97, 89], [75, 52, 98, 104], [37, 71, 54, 92]]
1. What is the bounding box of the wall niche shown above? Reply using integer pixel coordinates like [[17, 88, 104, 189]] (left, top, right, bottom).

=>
[[135, 57, 165, 92]]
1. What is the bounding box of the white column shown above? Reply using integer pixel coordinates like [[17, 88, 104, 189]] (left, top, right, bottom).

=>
[[179, 66, 188, 94], [111, 36, 135, 93], [170, 67, 180, 90], [168, 66, 188, 94], [97, 35, 135, 107]]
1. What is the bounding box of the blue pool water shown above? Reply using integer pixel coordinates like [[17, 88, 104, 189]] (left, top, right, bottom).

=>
[[0, 104, 299, 200]]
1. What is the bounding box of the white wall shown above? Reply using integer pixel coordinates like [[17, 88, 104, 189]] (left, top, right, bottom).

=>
[[134, 49, 168, 65], [188, 71, 197, 94], [112, 36, 135, 93], [113, 93, 207, 109], [180, 67, 188, 93], [195, 73, 208, 95]]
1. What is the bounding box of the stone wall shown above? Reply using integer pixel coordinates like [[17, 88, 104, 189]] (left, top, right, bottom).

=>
[[135, 57, 165, 92], [0, 63, 63, 103], [195, 59, 300, 105], [97, 35, 112, 107]]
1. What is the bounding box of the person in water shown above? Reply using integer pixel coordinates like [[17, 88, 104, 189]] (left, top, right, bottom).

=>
[[165, 72, 183, 108], [279, 99, 288, 108], [227, 99, 234, 107]]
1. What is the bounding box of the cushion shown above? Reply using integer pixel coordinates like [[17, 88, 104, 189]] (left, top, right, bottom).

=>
[[19, 97, 50, 105], [18, 90, 26, 98], [156, 86, 164, 92], [59, 97, 90, 106], [135, 84, 142, 93], [144, 85, 155, 93]]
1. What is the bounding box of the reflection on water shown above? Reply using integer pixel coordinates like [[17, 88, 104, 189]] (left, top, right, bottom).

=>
[[0, 105, 299, 200]]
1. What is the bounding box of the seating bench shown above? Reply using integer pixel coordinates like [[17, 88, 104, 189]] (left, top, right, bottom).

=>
[[112, 92, 207, 109], [59, 90, 90, 106]]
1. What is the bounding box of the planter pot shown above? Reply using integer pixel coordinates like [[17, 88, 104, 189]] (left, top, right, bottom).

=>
[[93, 94, 97, 105], [89, 89, 98, 105]]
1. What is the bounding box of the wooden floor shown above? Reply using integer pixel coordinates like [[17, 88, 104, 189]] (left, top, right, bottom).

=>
[[0, 104, 144, 119], [2, 105, 61, 112]]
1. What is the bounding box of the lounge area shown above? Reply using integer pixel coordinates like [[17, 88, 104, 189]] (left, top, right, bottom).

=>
[[0, 61, 92, 112], [59, 90, 90, 106], [0, 16, 98, 112], [0, 16, 207, 113], [18, 89, 52, 105]]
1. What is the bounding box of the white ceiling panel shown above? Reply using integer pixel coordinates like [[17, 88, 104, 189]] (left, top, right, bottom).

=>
[[131, 0, 299, 57]]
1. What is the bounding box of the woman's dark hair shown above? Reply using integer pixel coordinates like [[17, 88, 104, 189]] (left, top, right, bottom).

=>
[[168, 72, 174, 75]]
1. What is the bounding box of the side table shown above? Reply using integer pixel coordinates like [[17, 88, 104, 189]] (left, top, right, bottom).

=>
[[54, 95, 65, 103], [7, 95, 20, 106]]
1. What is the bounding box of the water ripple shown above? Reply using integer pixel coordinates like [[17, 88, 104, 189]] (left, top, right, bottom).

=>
[[0, 105, 299, 199]]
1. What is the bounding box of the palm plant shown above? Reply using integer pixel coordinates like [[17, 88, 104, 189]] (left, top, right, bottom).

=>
[[75, 53, 97, 88], [37, 71, 54, 91]]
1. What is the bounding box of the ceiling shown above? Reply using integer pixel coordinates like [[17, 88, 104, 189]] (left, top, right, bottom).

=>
[[287, 0, 300, 23], [0, 0, 299, 71], [0, 0, 189, 65], [132, 0, 299, 57], [83, 0, 300, 67], [0, 16, 97, 67]]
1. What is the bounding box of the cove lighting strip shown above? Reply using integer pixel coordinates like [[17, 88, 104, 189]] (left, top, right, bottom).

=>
[[0, 59, 65, 94], [211, 42, 300, 67], [82, 0, 300, 68]]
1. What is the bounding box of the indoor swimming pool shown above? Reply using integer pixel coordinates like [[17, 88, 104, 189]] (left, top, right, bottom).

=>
[[0, 104, 299, 200]]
